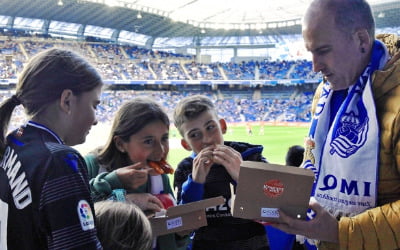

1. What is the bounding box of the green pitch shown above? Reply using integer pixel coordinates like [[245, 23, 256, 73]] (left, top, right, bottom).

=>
[[167, 124, 310, 185]]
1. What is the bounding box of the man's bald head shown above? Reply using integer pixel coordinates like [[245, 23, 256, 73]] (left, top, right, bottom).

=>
[[303, 0, 375, 40]]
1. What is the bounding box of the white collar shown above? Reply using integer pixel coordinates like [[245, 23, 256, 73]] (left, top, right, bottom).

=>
[[27, 121, 64, 144]]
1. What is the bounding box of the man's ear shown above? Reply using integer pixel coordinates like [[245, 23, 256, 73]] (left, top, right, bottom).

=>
[[181, 139, 192, 151], [219, 118, 227, 134], [354, 28, 371, 52], [113, 136, 126, 153], [59, 89, 74, 115]]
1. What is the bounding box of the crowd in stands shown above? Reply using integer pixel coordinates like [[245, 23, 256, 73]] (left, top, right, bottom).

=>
[[185, 62, 224, 80], [0, 31, 323, 81], [1, 26, 400, 82], [0, 29, 315, 129], [0, 88, 312, 133]]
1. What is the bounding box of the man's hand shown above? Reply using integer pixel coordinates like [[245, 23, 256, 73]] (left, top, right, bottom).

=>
[[271, 199, 339, 243]]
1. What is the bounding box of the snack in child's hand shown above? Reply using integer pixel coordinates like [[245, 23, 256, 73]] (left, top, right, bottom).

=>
[[148, 159, 174, 174]]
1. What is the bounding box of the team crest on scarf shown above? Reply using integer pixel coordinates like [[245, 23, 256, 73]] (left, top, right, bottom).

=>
[[330, 105, 369, 157]]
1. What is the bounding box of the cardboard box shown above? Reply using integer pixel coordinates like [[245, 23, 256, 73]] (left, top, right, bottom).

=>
[[150, 196, 224, 236], [232, 161, 314, 223]]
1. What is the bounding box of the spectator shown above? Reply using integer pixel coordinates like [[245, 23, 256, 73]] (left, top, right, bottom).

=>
[[285, 145, 305, 167], [272, 0, 400, 249], [0, 48, 103, 249], [173, 95, 269, 250], [94, 200, 153, 250], [85, 97, 189, 250]]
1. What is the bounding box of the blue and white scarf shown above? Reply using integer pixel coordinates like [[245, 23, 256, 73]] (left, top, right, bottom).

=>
[[303, 40, 389, 219]]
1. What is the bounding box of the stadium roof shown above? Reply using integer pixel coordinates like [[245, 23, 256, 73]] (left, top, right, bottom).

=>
[[89, 0, 311, 25], [0, 0, 399, 39], [84, 0, 395, 25]]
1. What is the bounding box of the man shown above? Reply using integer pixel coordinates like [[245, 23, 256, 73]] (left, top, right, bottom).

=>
[[272, 0, 400, 249]]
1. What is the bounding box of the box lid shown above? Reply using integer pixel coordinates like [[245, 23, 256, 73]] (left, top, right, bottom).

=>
[[166, 196, 224, 216], [233, 161, 314, 222], [150, 196, 224, 236]]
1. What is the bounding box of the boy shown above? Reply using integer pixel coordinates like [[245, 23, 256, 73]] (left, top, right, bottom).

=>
[[285, 145, 305, 167], [173, 95, 269, 250]]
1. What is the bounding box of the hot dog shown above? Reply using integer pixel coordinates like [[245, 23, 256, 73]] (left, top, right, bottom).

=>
[[148, 159, 174, 174]]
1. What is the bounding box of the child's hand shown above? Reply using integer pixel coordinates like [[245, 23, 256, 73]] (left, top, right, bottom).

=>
[[192, 145, 215, 183], [212, 145, 242, 182], [125, 193, 163, 213], [116, 162, 150, 190]]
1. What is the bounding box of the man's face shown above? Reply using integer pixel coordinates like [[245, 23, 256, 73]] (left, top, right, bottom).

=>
[[302, 11, 364, 90]]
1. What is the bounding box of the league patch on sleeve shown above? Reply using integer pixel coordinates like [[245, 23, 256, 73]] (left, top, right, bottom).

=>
[[77, 200, 95, 231]]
